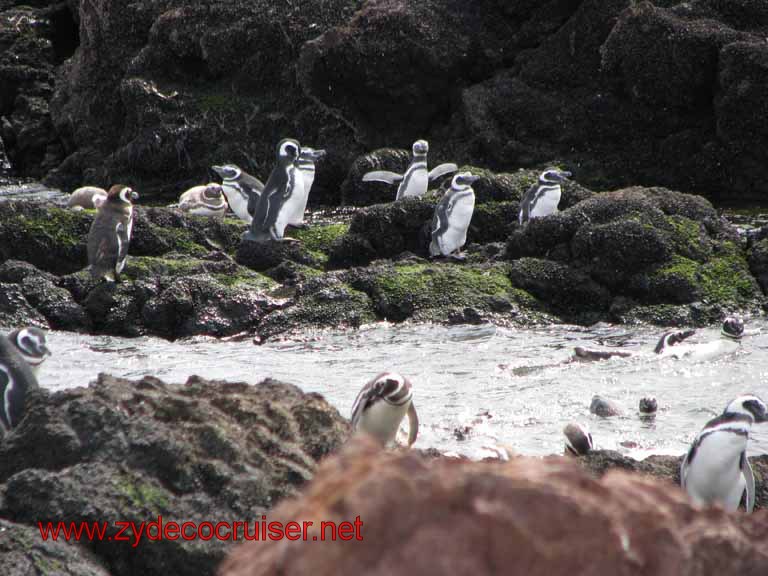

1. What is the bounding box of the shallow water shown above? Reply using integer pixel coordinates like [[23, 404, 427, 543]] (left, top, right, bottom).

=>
[[19, 321, 768, 461]]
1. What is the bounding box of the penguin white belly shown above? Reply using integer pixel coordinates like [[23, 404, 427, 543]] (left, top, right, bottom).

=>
[[665, 340, 739, 361], [529, 186, 562, 219], [289, 171, 314, 225], [356, 400, 411, 446], [398, 167, 428, 199], [686, 435, 746, 510], [222, 185, 252, 223], [440, 197, 475, 254], [187, 205, 224, 217], [284, 173, 307, 226]]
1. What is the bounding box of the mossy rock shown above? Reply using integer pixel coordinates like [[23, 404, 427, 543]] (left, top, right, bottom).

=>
[[285, 223, 350, 263], [348, 261, 539, 323]]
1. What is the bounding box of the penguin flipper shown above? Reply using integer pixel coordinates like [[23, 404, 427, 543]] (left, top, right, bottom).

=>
[[680, 448, 691, 489], [407, 402, 419, 447], [741, 451, 755, 513], [362, 171, 404, 184], [519, 183, 538, 225], [428, 163, 458, 181]]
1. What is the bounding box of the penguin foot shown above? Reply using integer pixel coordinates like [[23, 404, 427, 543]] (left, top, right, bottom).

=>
[[280, 237, 301, 243], [287, 223, 310, 230], [448, 252, 467, 262]]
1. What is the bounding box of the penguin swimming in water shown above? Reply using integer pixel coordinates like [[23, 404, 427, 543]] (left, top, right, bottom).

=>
[[429, 171, 479, 259], [87, 184, 139, 282], [0, 333, 39, 434], [287, 147, 326, 228], [680, 394, 767, 513], [362, 140, 458, 200], [572, 328, 696, 362], [246, 139, 302, 242], [519, 168, 572, 225], [6, 327, 50, 376], [178, 183, 228, 217], [658, 318, 743, 361], [67, 186, 107, 210], [211, 164, 264, 223], [351, 372, 419, 448], [563, 422, 593, 456]]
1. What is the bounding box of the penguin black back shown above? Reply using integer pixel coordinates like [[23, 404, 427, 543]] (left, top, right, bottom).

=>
[[87, 184, 139, 281], [0, 334, 39, 433]]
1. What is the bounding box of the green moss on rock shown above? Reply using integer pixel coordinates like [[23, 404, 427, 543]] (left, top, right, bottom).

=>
[[286, 223, 350, 263]]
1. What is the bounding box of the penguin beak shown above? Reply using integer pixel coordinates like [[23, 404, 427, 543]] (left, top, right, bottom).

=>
[[40, 345, 52, 357], [559, 171, 573, 180], [313, 149, 327, 159], [464, 175, 481, 184]]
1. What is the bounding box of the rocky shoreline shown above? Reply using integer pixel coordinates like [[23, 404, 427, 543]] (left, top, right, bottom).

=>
[[1, 169, 766, 340], [0, 375, 764, 576]]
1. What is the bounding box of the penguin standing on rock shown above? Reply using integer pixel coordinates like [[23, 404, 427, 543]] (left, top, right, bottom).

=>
[[351, 372, 419, 447], [246, 139, 302, 243], [0, 333, 39, 434], [178, 183, 228, 217], [87, 185, 139, 282], [429, 172, 479, 259], [6, 327, 50, 376], [519, 168, 572, 224], [287, 147, 326, 227], [211, 164, 264, 223], [362, 140, 458, 200], [681, 394, 767, 513]]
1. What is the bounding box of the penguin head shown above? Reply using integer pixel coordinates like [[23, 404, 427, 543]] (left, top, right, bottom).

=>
[[721, 316, 744, 340], [211, 164, 241, 181], [9, 327, 51, 364], [107, 185, 138, 205], [277, 139, 301, 164], [451, 171, 480, 190], [638, 396, 658, 414], [563, 422, 593, 456], [412, 140, 429, 155], [540, 168, 572, 184], [202, 183, 224, 200], [373, 372, 412, 406], [724, 395, 767, 423], [299, 147, 326, 162]]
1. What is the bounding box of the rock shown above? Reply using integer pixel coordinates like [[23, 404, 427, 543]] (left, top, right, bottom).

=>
[[0, 374, 349, 576], [0, 518, 111, 576], [235, 239, 322, 273], [748, 236, 768, 294], [0, 282, 48, 328], [327, 233, 377, 269], [19, 274, 90, 331], [218, 439, 768, 576], [83, 281, 157, 337]]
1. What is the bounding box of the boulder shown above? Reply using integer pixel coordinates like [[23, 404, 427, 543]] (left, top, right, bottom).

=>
[[0, 282, 48, 328], [218, 439, 768, 576], [0, 374, 349, 576]]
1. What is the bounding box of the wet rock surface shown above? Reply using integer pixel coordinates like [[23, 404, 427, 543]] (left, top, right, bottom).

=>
[[0, 373, 350, 576], [219, 440, 768, 576]]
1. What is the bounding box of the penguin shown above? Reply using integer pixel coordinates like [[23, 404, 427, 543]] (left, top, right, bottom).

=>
[[680, 394, 767, 513], [350, 372, 419, 447], [590, 395, 623, 417], [0, 333, 39, 434], [519, 168, 572, 225], [246, 139, 302, 242], [286, 147, 326, 227], [178, 183, 228, 217], [563, 422, 593, 456], [653, 329, 697, 354], [211, 164, 264, 223], [66, 186, 107, 210], [429, 172, 480, 259], [362, 140, 458, 200], [6, 327, 50, 376], [639, 396, 658, 416], [87, 184, 139, 282], [659, 318, 743, 361]]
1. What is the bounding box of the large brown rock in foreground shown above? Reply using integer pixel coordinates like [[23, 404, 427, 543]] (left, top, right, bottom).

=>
[[219, 440, 768, 576]]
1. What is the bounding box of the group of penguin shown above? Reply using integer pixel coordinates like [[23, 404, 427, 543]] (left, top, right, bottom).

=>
[[71, 138, 572, 281], [0, 319, 764, 515], [351, 317, 767, 515]]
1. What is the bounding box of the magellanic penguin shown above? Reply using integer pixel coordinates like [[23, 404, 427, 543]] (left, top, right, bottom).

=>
[[658, 318, 743, 361], [87, 185, 139, 282], [0, 333, 39, 434], [246, 139, 301, 242], [362, 140, 458, 200], [519, 168, 572, 225], [211, 164, 264, 223], [350, 372, 419, 448], [178, 183, 228, 217], [680, 394, 767, 513], [653, 329, 697, 355], [287, 147, 326, 227], [67, 186, 107, 210], [429, 172, 480, 259], [563, 422, 593, 456], [6, 327, 51, 376]]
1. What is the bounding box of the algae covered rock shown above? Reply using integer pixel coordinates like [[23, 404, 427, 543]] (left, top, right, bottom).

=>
[[0, 374, 350, 576]]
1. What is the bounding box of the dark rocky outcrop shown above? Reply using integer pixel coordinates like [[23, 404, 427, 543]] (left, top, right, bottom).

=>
[[0, 373, 350, 576], [218, 439, 768, 576]]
